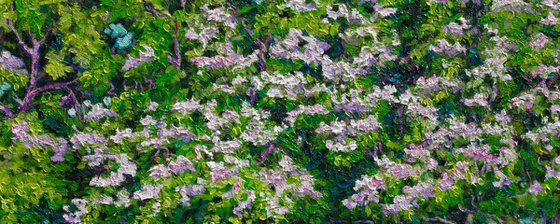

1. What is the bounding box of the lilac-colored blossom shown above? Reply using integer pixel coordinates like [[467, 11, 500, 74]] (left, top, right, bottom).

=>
[[122, 45, 156, 71], [527, 181, 544, 195], [168, 155, 196, 174], [442, 17, 471, 37], [492, 169, 512, 188], [133, 184, 163, 200], [285, 0, 317, 12], [541, 12, 558, 25], [63, 199, 89, 223], [529, 33, 550, 49], [403, 180, 435, 198], [382, 195, 417, 215], [0, 50, 27, 74]]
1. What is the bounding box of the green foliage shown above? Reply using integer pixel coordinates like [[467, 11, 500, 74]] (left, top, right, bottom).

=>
[[0, 0, 559, 223]]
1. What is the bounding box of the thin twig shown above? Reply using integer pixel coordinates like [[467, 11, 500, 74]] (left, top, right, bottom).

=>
[[5, 4, 31, 55], [226, 0, 254, 36], [107, 82, 116, 96], [255, 142, 276, 165], [38, 28, 53, 46], [142, 1, 181, 69], [12, 93, 22, 106], [171, 20, 181, 68], [142, 0, 170, 18], [151, 148, 161, 164], [226, 0, 269, 72], [0, 105, 14, 118], [364, 147, 376, 158], [6, 19, 30, 54], [65, 87, 83, 122]]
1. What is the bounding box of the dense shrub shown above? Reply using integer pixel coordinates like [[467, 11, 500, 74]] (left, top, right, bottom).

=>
[[1, 0, 559, 223]]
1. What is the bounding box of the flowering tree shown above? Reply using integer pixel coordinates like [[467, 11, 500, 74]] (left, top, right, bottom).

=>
[[0, 0, 559, 223]]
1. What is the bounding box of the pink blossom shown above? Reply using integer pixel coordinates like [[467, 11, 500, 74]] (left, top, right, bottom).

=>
[[545, 166, 560, 180], [403, 180, 435, 198], [285, 0, 317, 12], [429, 39, 467, 56], [325, 139, 357, 152], [84, 103, 117, 121], [185, 27, 218, 47], [176, 179, 206, 206], [529, 33, 550, 49], [133, 184, 163, 200], [387, 164, 415, 179], [492, 169, 512, 188], [527, 181, 544, 195], [442, 17, 471, 37], [172, 99, 201, 113], [382, 195, 417, 215], [50, 138, 69, 162], [63, 199, 89, 223], [149, 164, 171, 179], [541, 12, 558, 25], [437, 173, 455, 190], [168, 155, 196, 174], [0, 50, 27, 74], [207, 161, 232, 182], [122, 45, 156, 71]]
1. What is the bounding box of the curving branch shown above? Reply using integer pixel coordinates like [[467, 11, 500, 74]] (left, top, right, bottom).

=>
[[5, 18, 30, 54], [142, 0, 181, 69], [5, 3, 31, 54], [2, 3, 65, 116], [150, 146, 172, 164], [226, 0, 270, 72], [0, 105, 14, 118], [255, 142, 278, 165], [170, 20, 181, 68], [142, 0, 170, 18], [6, 4, 52, 79], [19, 80, 78, 112], [38, 28, 53, 46], [64, 87, 83, 122]]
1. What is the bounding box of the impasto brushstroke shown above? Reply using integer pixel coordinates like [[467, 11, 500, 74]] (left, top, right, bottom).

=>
[[0, 0, 559, 223]]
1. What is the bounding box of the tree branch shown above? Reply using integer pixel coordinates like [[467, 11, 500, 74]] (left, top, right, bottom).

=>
[[226, 0, 254, 36], [6, 20, 30, 54], [170, 20, 181, 68], [226, 0, 269, 72], [19, 80, 78, 112], [107, 82, 116, 96], [0, 105, 14, 118], [179, 0, 187, 9], [38, 28, 53, 46], [64, 87, 83, 122], [142, 0, 170, 18], [143, 1, 180, 69], [255, 142, 277, 165], [5, 14, 31, 54], [6, 3, 66, 116]]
